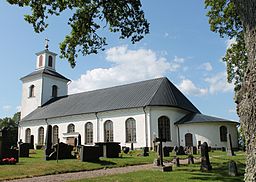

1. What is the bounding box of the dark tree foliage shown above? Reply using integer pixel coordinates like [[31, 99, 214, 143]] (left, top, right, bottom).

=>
[[205, 0, 247, 92], [7, 0, 149, 67]]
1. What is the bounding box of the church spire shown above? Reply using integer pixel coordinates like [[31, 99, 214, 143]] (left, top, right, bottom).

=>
[[35, 39, 57, 71], [45, 38, 49, 50]]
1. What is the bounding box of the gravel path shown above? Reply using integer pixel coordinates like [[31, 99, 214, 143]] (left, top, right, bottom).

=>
[[6, 164, 153, 182], [6, 158, 201, 182]]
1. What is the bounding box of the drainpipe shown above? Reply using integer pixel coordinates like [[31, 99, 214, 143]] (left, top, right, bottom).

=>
[[177, 125, 180, 146], [143, 107, 148, 147], [95, 112, 99, 142]]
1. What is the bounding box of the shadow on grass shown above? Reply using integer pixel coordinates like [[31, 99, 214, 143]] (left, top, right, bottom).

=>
[[88, 159, 116, 166], [185, 160, 245, 182]]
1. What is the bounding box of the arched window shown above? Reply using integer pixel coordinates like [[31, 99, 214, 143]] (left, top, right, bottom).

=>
[[220, 126, 227, 142], [29, 85, 35, 97], [85, 122, 93, 144], [39, 55, 43, 67], [52, 85, 58, 97], [67, 124, 75, 133], [48, 55, 53, 67], [104, 120, 113, 142], [52, 125, 59, 144], [126, 118, 136, 143], [158, 116, 171, 141], [38, 127, 44, 145], [25, 128, 31, 143]]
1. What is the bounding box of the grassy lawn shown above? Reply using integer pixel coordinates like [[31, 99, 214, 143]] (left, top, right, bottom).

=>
[[0, 149, 160, 180], [72, 151, 246, 182]]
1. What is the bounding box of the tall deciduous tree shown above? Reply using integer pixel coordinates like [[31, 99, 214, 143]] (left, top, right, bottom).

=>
[[7, 0, 149, 67], [206, 0, 256, 180]]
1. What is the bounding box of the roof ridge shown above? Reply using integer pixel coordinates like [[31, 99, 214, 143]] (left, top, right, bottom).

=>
[[147, 77, 166, 105], [67, 77, 166, 97]]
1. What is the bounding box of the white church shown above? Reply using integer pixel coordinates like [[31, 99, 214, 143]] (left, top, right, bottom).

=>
[[19, 46, 239, 150]]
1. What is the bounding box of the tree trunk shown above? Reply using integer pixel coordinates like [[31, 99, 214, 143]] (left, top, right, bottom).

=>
[[233, 0, 256, 181]]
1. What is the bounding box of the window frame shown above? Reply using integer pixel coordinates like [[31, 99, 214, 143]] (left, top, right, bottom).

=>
[[25, 128, 31, 143], [29, 85, 35, 98], [158, 116, 171, 141], [52, 125, 59, 144], [38, 127, 44, 145], [220, 126, 228, 142], [85, 122, 93, 145], [67, 124, 75, 133], [125, 118, 136, 143], [48, 55, 53, 67], [104, 120, 113, 142]]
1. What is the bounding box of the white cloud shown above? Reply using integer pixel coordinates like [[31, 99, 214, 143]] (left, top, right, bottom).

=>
[[177, 79, 208, 96], [2, 105, 12, 112], [199, 62, 213, 71], [174, 56, 185, 63], [204, 72, 234, 94], [69, 46, 173, 94], [226, 38, 237, 49]]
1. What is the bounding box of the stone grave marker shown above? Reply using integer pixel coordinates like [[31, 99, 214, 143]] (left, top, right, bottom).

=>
[[228, 160, 238, 176], [200, 142, 212, 171], [227, 133, 235, 156], [30, 135, 34, 149], [45, 125, 54, 160]]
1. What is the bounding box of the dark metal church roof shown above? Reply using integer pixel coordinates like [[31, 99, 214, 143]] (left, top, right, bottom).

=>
[[21, 69, 70, 81], [22, 77, 200, 121], [175, 113, 238, 125]]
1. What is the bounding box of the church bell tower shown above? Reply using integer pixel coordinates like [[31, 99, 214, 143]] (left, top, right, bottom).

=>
[[20, 39, 70, 119]]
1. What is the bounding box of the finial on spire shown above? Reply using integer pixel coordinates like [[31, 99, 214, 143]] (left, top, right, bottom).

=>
[[45, 38, 49, 50]]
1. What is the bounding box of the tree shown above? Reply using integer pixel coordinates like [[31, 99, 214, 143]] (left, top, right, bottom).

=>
[[205, 0, 256, 180], [7, 0, 149, 67]]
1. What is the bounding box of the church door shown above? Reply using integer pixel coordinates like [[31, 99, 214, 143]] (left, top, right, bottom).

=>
[[185, 133, 193, 146]]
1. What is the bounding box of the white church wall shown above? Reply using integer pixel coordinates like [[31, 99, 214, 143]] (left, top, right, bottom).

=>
[[97, 108, 146, 148], [178, 122, 238, 148], [21, 77, 43, 119], [19, 119, 47, 145], [19, 109, 147, 148], [41, 76, 68, 105], [149, 106, 189, 147]]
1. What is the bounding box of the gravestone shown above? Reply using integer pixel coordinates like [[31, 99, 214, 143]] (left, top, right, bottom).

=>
[[48, 142, 76, 160], [30, 135, 34, 149], [200, 142, 212, 171], [176, 146, 185, 155], [95, 142, 121, 158], [0, 131, 2, 159], [143, 147, 149, 156], [45, 125, 54, 160], [77, 134, 81, 146], [163, 147, 171, 157], [131, 143, 134, 151], [175, 157, 180, 167], [228, 160, 238, 176], [227, 133, 235, 156], [19, 143, 30, 157], [192, 146, 197, 155], [122, 147, 130, 154], [80, 145, 101, 162]]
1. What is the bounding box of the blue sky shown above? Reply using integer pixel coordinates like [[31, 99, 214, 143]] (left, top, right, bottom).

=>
[[0, 1, 238, 121]]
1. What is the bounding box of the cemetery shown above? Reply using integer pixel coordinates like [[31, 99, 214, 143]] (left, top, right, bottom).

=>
[[0, 129, 246, 181]]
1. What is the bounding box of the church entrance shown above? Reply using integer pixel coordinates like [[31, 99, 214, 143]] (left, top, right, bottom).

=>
[[185, 133, 193, 146], [66, 137, 76, 146]]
